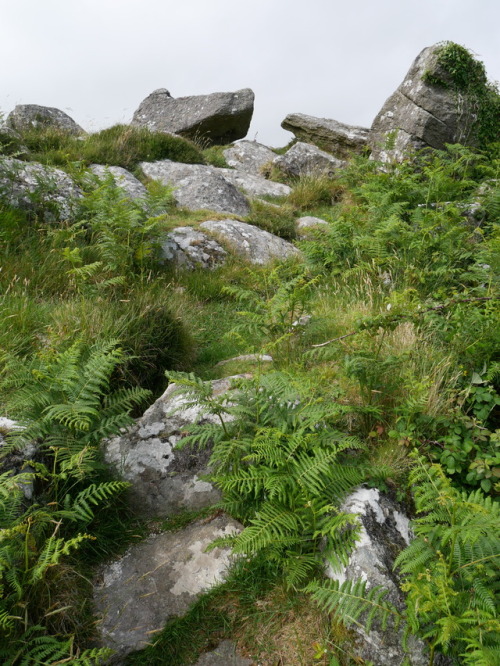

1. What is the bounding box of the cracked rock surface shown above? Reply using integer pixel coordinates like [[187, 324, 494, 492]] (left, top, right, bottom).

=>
[[281, 113, 369, 159]]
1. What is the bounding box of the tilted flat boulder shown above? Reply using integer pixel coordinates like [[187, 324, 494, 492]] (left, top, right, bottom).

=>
[[282, 113, 369, 159], [89, 165, 148, 201], [216, 167, 291, 199], [0, 157, 82, 221], [132, 88, 254, 145], [160, 226, 227, 270], [140, 160, 250, 216], [93, 515, 242, 660], [273, 142, 345, 178], [7, 104, 85, 136], [103, 375, 249, 517], [369, 44, 486, 162], [200, 219, 301, 265], [223, 140, 277, 176]]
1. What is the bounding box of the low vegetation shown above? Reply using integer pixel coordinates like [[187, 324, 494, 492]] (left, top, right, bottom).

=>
[[0, 106, 499, 665]]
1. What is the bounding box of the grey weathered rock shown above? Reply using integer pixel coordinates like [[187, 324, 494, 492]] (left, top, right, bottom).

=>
[[273, 142, 345, 178], [0, 157, 82, 221], [103, 375, 249, 517], [223, 140, 277, 176], [7, 104, 85, 136], [216, 167, 291, 199], [296, 216, 328, 236], [369, 44, 478, 162], [200, 219, 301, 265], [93, 515, 242, 660], [140, 160, 250, 216], [89, 165, 148, 201], [0, 125, 28, 155], [160, 226, 227, 269], [326, 488, 428, 666], [215, 354, 273, 368], [132, 88, 254, 145], [282, 114, 369, 159], [194, 641, 253, 666]]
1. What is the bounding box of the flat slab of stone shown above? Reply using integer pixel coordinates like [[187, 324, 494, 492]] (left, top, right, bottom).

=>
[[216, 167, 291, 199], [200, 219, 301, 265], [282, 113, 369, 159], [89, 165, 147, 201], [160, 226, 227, 269], [103, 376, 248, 517], [223, 140, 277, 176], [0, 157, 82, 221], [273, 142, 345, 178], [7, 104, 85, 136], [132, 88, 254, 145], [194, 641, 253, 666], [93, 515, 242, 660], [140, 160, 250, 216], [215, 354, 273, 368]]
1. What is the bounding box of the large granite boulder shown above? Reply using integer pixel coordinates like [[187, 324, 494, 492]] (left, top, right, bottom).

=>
[[223, 140, 277, 176], [160, 226, 227, 269], [369, 44, 488, 162], [6, 104, 85, 136], [93, 515, 242, 661], [140, 160, 250, 216], [282, 114, 369, 159], [200, 219, 301, 265], [103, 375, 248, 517], [89, 165, 148, 201], [216, 167, 291, 199], [273, 142, 345, 178], [0, 157, 82, 221], [132, 88, 254, 146]]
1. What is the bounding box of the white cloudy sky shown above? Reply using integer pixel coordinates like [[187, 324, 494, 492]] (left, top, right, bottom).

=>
[[1, 0, 499, 147]]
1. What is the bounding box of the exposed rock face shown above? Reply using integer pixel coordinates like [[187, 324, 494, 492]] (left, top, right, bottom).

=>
[[216, 167, 291, 199], [0, 157, 82, 221], [327, 488, 428, 666], [103, 376, 248, 517], [370, 44, 472, 162], [160, 226, 227, 269], [93, 515, 242, 660], [282, 113, 369, 159], [273, 142, 345, 178], [139, 160, 250, 216], [7, 104, 85, 136], [194, 641, 253, 666], [200, 219, 301, 265], [223, 140, 277, 176], [296, 216, 328, 231], [89, 165, 147, 201], [132, 88, 254, 145]]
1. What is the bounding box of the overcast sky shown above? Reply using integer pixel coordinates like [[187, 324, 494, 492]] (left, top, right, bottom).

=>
[[1, 0, 499, 147]]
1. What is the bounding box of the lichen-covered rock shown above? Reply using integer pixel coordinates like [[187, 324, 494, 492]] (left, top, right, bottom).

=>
[[273, 142, 345, 178], [216, 167, 291, 199], [296, 216, 328, 237], [194, 641, 253, 666], [89, 165, 148, 201], [139, 160, 250, 216], [7, 104, 85, 136], [281, 113, 369, 159], [132, 88, 254, 145], [223, 140, 277, 176], [103, 376, 249, 517], [0, 157, 82, 221], [93, 515, 242, 660], [326, 488, 429, 666], [200, 219, 301, 265], [160, 226, 227, 269]]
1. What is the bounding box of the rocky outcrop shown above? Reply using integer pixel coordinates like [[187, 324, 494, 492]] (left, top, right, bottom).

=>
[[326, 488, 429, 666], [160, 226, 227, 269], [223, 140, 277, 176], [370, 44, 474, 162], [93, 515, 242, 660], [132, 88, 254, 145], [216, 167, 291, 199], [89, 165, 148, 201], [0, 157, 82, 221], [103, 375, 248, 517], [296, 215, 328, 233], [7, 104, 85, 136], [0, 126, 27, 156], [200, 219, 301, 265], [282, 113, 369, 159], [273, 142, 345, 178], [140, 160, 250, 216]]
